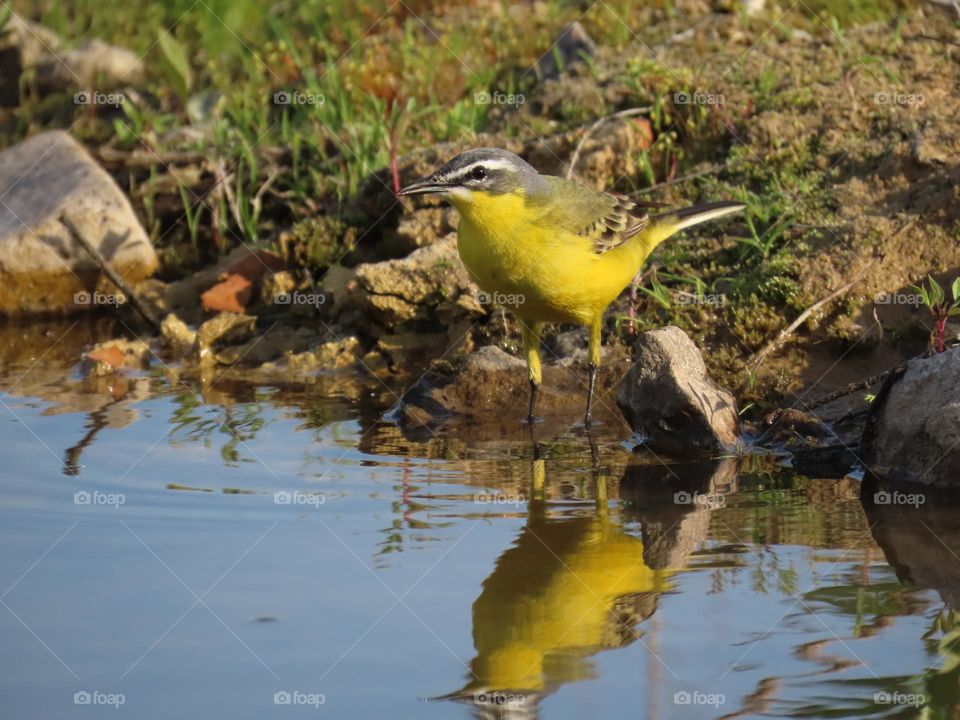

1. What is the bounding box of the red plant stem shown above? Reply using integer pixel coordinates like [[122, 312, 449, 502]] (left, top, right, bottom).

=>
[[936, 315, 947, 353]]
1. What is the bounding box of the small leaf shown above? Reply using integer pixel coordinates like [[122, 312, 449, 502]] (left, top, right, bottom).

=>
[[929, 276, 945, 307], [157, 28, 192, 103], [952, 276, 960, 302]]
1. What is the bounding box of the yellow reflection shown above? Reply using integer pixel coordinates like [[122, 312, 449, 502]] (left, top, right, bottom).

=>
[[455, 456, 672, 704]]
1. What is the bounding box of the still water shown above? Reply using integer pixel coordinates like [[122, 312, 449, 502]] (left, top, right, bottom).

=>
[[2, 320, 958, 719]]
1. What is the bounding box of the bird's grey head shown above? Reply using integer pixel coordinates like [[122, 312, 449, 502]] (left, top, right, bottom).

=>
[[397, 148, 543, 198]]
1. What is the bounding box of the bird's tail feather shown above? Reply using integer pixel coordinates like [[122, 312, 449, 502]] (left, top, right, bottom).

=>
[[640, 200, 745, 250]]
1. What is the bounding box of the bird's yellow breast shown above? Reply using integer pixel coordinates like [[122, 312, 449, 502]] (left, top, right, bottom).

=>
[[451, 190, 641, 324]]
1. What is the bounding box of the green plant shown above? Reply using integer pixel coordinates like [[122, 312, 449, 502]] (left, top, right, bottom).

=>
[[913, 276, 960, 353]]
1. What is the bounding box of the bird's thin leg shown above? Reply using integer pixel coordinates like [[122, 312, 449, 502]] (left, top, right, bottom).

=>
[[585, 317, 602, 428], [528, 379, 539, 425], [522, 321, 543, 424], [585, 363, 597, 427]]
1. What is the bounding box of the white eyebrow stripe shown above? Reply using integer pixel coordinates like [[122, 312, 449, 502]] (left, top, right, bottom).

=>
[[447, 158, 517, 182]]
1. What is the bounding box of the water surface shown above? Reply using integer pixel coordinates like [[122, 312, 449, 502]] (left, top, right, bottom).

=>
[[2, 320, 958, 719]]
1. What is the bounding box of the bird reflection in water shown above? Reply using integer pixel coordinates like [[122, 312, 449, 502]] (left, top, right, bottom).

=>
[[443, 440, 674, 717]]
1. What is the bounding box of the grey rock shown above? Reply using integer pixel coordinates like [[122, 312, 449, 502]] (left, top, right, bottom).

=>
[[0, 130, 157, 315], [864, 348, 960, 486], [1, 14, 143, 97], [616, 326, 740, 455]]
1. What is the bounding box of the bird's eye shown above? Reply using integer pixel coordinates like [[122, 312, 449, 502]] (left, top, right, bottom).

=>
[[471, 165, 487, 181]]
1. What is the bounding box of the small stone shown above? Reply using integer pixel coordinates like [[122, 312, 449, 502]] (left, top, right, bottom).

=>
[[202, 249, 285, 313], [201, 273, 253, 314], [160, 314, 196, 356], [286, 337, 362, 371], [82, 338, 151, 376], [260, 270, 298, 307], [196, 313, 256, 364], [616, 326, 740, 455]]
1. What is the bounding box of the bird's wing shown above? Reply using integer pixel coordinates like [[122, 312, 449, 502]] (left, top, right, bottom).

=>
[[529, 176, 650, 254]]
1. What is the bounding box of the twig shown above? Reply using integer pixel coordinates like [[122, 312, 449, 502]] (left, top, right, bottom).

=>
[[61, 215, 162, 333], [917, 33, 960, 45], [749, 278, 859, 369], [806, 370, 892, 410], [628, 164, 725, 196], [250, 168, 281, 219], [566, 107, 651, 180], [748, 216, 918, 370]]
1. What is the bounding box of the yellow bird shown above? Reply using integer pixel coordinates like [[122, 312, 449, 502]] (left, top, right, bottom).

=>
[[398, 148, 744, 425]]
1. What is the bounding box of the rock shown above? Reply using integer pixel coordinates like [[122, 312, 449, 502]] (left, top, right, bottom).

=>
[[389, 206, 457, 254], [1, 14, 61, 70], [393, 343, 630, 426], [535, 22, 598, 81], [1, 15, 143, 96], [201, 249, 285, 313], [260, 270, 298, 307], [160, 314, 196, 356], [0, 130, 157, 315], [284, 337, 362, 372], [196, 313, 256, 364], [50, 38, 145, 89], [616, 326, 740, 455], [201, 273, 253, 314], [82, 338, 151, 376], [213, 325, 316, 367], [376, 332, 448, 367], [337, 233, 483, 332], [863, 348, 960, 486]]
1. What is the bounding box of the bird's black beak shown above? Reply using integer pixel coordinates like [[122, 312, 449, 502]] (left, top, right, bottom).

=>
[[396, 178, 448, 197]]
